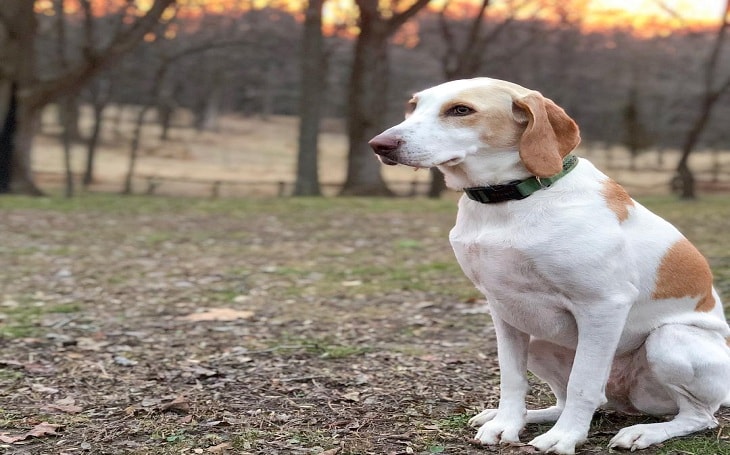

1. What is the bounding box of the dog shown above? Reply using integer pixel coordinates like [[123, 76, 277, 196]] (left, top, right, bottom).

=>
[[369, 77, 730, 454]]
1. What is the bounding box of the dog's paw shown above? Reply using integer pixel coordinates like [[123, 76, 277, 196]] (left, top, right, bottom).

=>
[[608, 424, 670, 451], [468, 409, 498, 427], [529, 428, 585, 454], [474, 418, 522, 445]]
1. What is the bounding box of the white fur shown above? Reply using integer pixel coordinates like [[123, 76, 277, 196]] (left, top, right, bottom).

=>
[[370, 77, 730, 454]]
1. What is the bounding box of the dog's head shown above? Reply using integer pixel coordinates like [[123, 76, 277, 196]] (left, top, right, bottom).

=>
[[369, 78, 580, 189]]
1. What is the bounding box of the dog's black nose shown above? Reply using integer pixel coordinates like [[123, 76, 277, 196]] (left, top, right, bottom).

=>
[[368, 134, 403, 155]]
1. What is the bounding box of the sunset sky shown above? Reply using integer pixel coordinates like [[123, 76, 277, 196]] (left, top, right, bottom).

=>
[[585, 0, 726, 33], [40, 0, 729, 37], [318, 0, 728, 38], [592, 0, 724, 19]]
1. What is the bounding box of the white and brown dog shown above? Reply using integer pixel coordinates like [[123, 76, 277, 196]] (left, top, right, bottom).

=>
[[369, 77, 730, 454]]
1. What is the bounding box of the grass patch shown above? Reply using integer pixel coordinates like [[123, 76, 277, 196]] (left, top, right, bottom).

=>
[[264, 336, 372, 359], [437, 413, 472, 430], [0, 300, 82, 339], [659, 434, 730, 455]]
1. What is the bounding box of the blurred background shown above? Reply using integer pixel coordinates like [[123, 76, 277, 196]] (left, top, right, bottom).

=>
[[1, 3, 729, 453], [1, 0, 729, 200]]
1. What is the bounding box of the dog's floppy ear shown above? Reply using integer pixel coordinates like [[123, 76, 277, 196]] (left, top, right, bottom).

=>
[[512, 92, 580, 177]]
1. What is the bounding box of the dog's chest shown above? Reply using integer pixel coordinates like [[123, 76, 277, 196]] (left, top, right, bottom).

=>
[[449, 208, 580, 343]]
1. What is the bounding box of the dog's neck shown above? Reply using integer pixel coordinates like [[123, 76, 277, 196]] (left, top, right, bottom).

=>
[[437, 150, 532, 191]]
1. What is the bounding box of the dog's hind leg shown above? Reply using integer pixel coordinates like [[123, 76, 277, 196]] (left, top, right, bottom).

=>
[[469, 339, 572, 428], [609, 324, 730, 451]]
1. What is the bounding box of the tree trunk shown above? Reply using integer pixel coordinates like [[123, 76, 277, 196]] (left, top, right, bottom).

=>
[[0, 0, 44, 195], [674, 103, 710, 200], [83, 78, 112, 187], [83, 102, 105, 187], [57, 94, 81, 141], [0, 82, 16, 193], [260, 63, 276, 121], [60, 96, 75, 198], [428, 168, 446, 198], [195, 71, 223, 132], [123, 105, 150, 195], [294, 0, 327, 197], [674, 0, 730, 200], [341, 13, 392, 196], [12, 101, 44, 195]]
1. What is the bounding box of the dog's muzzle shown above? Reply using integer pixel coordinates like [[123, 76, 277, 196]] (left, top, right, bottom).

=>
[[369, 135, 402, 165]]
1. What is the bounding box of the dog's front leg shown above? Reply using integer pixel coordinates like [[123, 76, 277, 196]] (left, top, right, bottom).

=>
[[475, 315, 530, 445], [529, 304, 631, 454]]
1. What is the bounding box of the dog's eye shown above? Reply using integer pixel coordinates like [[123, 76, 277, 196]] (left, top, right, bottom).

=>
[[446, 105, 474, 116]]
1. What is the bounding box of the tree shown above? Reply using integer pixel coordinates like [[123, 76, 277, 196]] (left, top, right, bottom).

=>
[[425, 0, 537, 197], [0, 0, 177, 195], [294, 0, 328, 196], [621, 85, 652, 171], [82, 76, 113, 187], [674, 0, 730, 199], [340, 0, 430, 196]]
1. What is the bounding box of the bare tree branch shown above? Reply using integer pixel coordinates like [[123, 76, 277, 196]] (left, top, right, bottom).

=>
[[28, 0, 177, 109], [386, 0, 431, 33], [703, 1, 730, 92], [79, 0, 95, 60]]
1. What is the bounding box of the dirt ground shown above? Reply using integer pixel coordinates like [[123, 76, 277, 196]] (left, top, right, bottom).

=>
[[0, 195, 728, 455]]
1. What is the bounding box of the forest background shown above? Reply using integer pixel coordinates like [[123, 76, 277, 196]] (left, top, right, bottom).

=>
[[1, 0, 730, 200]]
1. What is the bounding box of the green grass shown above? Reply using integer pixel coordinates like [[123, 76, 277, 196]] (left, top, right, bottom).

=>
[[265, 336, 372, 359], [0, 300, 82, 339], [437, 413, 472, 430], [2, 192, 727, 307], [659, 434, 730, 455], [0, 192, 456, 217]]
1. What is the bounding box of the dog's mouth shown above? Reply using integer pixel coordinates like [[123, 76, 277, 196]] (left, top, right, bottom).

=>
[[377, 153, 462, 169], [377, 155, 400, 166]]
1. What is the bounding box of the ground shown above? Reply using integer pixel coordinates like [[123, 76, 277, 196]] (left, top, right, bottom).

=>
[[0, 194, 728, 455]]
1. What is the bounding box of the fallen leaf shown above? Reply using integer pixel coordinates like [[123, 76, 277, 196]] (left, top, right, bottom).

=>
[[44, 404, 83, 414], [141, 397, 161, 407], [27, 422, 62, 438], [31, 383, 59, 394], [75, 337, 109, 351], [341, 391, 360, 402], [179, 308, 254, 322], [183, 365, 219, 378], [207, 442, 231, 453], [0, 422, 62, 443], [160, 396, 190, 414]]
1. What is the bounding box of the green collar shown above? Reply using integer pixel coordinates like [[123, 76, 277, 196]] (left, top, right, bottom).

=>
[[464, 155, 579, 204]]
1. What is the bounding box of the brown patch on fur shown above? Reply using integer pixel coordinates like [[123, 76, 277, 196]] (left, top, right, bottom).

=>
[[601, 179, 634, 222], [512, 93, 581, 178], [652, 238, 715, 312]]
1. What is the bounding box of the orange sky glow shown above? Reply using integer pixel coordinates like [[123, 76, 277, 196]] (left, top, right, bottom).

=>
[[36, 0, 728, 38], [582, 0, 726, 36]]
